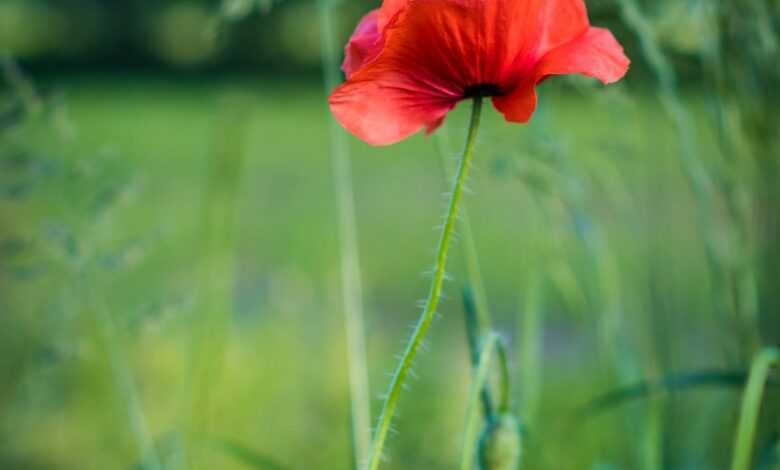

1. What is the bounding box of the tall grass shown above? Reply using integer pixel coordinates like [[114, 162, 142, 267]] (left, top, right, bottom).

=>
[[0, 60, 165, 469], [618, 0, 765, 362], [183, 93, 251, 470], [731, 348, 780, 470], [317, 2, 372, 467]]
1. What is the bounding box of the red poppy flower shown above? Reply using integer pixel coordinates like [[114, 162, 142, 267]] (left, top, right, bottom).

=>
[[329, 0, 630, 146]]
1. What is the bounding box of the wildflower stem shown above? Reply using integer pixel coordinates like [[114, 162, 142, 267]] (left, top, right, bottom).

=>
[[435, 132, 493, 338], [366, 97, 484, 470], [730, 348, 780, 470]]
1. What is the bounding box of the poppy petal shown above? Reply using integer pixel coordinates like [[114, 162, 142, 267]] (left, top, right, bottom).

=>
[[330, 0, 629, 145], [342, 10, 383, 78], [535, 0, 589, 53], [425, 115, 447, 135], [378, 0, 407, 31], [330, 71, 457, 146], [492, 81, 538, 123], [535, 27, 630, 84]]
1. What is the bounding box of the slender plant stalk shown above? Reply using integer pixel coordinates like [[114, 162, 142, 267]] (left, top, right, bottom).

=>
[[494, 339, 511, 414], [518, 274, 543, 425], [317, 1, 372, 466], [88, 283, 163, 470], [435, 132, 493, 333], [1, 55, 43, 113], [185, 94, 249, 470], [366, 97, 484, 470], [463, 287, 495, 416], [440, 117, 499, 419], [460, 333, 509, 470], [731, 348, 780, 470]]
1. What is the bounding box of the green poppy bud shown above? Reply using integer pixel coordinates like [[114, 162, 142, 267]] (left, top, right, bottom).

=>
[[479, 413, 522, 470]]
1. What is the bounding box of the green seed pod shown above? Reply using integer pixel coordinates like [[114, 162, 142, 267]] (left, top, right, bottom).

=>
[[479, 413, 522, 470]]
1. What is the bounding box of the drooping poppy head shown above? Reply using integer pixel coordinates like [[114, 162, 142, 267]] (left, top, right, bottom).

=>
[[329, 0, 630, 146]]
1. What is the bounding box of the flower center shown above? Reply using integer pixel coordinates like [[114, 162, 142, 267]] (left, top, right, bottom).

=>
[[464, 84, 502, 98]]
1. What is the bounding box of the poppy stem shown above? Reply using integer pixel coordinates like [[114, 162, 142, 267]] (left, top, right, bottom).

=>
[[366, 97, 484, 470]]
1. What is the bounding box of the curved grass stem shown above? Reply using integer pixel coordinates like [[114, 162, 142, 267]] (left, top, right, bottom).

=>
[[495, 340, 511, 414], [731, 348, 780, 470], [318, 3, 373, 466], [460, 333, 500, 470], [366, 97, 484, 470]]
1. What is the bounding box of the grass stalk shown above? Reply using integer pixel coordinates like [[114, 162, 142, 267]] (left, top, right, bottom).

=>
[[92, 295, 163, 470], [463, 287, 495, 416], [185, 94, 250, 470], [460, 332, 509, 470], [366, 97, 484, 470], [518, 274, 543, 425], [731, 348, 780, 470], [317, 2, 372, 466], [616, 0, 761, 359]]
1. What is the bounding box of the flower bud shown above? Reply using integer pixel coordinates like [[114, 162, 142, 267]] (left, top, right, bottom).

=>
[[479, 413, 522, 470]]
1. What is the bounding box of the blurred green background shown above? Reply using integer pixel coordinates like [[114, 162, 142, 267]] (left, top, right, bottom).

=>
[[1, 1, 779, 469]]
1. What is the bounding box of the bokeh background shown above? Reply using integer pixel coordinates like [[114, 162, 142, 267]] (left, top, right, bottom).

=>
[[1, 0, 779, 469]]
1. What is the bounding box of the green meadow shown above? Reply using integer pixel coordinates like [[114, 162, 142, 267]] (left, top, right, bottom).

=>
[[3, 72, 774, 469]]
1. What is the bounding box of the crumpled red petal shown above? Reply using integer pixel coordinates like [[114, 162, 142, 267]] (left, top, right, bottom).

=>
[[342, 10, 383, 79], [377, 0, 407, 31]]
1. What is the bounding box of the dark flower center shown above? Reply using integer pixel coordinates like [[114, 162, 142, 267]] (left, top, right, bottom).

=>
[[464, 83, 502, 98]]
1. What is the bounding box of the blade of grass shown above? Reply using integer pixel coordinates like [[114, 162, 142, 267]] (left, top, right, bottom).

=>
[[579, 369, 779, 417], [211, 437, 291, 470], [518, 274, 543, 426], [317, 2, 372, 467], [184, 93, 251, 470], [461, 333, 499, 470], [731, 348, 780, 470], [463, 287, 495, 416], [1, 55, 43, 114], [88, 287, 163, 470]]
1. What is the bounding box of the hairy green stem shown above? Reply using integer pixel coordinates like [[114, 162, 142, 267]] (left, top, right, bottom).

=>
[[366, 97, 484, 470], [435, 132, 493, 335], [318, 1, 372, 466], [731, 348, 780, 470]]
